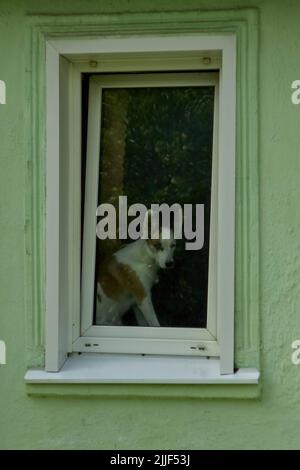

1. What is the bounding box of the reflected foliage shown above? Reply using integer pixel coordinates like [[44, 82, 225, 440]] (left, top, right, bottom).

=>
[[99, 83, 214, 328]]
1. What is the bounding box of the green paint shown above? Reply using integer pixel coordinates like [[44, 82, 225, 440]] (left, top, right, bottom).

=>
[[0, 0, 300, 450]]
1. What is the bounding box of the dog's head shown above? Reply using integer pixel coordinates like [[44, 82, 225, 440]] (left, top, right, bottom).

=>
[[143, 209, 180, 269], [147, 227, 176, 269]]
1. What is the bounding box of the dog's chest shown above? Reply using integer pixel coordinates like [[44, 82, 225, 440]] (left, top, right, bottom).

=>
[[115, 241, 158, 291], [129, 261, 157, 290]]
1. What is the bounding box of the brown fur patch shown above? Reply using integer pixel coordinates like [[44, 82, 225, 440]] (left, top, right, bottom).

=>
[[147, 238, 160, 249], [98, 256, 146, 303]]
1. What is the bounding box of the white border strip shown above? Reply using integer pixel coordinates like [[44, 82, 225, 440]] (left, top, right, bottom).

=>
[[45, 43, 63, 371]]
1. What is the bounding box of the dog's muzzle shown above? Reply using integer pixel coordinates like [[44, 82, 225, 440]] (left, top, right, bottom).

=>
[[165, 260, 174, 269]]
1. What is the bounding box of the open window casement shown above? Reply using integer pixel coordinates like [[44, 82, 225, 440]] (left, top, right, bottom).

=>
[[44, 35, 236, 378], [78, 72, 219, 356]]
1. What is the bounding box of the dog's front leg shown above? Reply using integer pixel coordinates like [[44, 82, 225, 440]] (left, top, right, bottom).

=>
[[133, 305, 148, 326], [138, 296, 160, 327]]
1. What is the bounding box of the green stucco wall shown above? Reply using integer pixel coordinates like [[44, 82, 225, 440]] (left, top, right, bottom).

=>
[[1, 0, 300, 450]]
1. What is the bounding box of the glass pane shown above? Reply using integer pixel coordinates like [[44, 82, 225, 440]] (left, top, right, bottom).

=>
[[93, 82, 215, 328]]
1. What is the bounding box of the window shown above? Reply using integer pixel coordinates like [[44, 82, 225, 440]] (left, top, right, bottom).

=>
[[79, 72, 219, 358], [43, 35, 237, 378]]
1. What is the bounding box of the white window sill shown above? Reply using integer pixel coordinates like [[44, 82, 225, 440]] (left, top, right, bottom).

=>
[[25, 353, 259, 384]]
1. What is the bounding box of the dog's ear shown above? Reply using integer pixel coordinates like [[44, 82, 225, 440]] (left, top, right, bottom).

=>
[[142, 209, 160, 240]]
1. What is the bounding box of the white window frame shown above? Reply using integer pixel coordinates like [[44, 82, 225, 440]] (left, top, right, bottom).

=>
[[45, 34, 236, 375]]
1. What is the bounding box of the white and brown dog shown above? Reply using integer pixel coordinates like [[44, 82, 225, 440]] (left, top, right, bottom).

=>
[[96, 220, 176, 327]]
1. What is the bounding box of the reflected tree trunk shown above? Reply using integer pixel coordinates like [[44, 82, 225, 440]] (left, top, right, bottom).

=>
[[98, 90, 129, 260]]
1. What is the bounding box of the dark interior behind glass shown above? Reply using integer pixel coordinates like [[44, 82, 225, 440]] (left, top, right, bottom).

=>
[[82, 74, 215, 328]]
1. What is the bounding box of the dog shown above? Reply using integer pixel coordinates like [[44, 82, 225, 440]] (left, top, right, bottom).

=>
[[95, 218, 176, 327]]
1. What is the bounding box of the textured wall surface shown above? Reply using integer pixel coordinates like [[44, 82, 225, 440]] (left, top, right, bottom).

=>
[[1, 0, 300, 450]]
